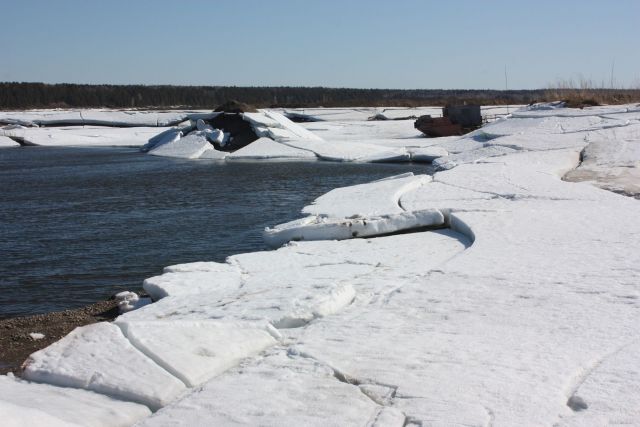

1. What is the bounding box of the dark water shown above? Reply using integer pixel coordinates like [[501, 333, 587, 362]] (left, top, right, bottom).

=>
[[0, 147, 431, 318]]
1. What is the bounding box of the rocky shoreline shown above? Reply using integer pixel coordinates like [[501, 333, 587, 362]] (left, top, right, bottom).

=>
[[0, 299, 120, 375]]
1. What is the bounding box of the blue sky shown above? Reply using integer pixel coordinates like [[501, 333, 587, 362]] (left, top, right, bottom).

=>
[[1, 0, 638, 89]]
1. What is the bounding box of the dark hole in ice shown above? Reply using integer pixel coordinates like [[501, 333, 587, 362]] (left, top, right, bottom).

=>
[[567, 395, 588, 411], [205, 113, 258, 152]]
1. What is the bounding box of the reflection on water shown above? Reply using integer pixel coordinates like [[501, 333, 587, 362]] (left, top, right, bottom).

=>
[[0, 146, 432, 317]]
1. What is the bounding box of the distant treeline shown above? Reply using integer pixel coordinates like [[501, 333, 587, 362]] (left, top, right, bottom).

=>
[[1, 82, 639, 110]]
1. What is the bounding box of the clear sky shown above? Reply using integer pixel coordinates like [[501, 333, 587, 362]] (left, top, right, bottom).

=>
[[1, 0, 638, 89]]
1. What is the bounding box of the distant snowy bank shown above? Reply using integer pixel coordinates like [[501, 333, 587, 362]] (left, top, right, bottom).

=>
[[0, 106, 514, 164], [2, 103, 640, 426]]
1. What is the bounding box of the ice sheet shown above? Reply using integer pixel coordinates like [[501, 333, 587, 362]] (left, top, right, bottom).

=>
[[408, 145, 448, 161], [147, 131, 215, 159], [299, 119, 423, 141], [226, 137, 317, 160], [0, 135, 20, 147], [302, 173, 429, 217], [280, 138, 411, 162], [136, 352, 379, 427], [0, 375, 151, 427], [116, 320, 277, 387], [22, 322, 186, 410], [140, 128, 182, 152], [432, 145, 518, 170], [143, 267, 242, 300], [0, 126, 164, 147], [264, 173, 443, 246], [294, 193, 640, 425], [0, 109, 215, 127], [1, 400, 82, 427]]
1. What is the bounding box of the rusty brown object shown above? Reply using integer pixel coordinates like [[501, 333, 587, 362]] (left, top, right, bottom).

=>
[[414, 115, 463, 137]]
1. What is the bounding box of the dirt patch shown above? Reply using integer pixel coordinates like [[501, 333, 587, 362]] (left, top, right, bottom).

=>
[[0, 299, 120, 376], [563, 98, 600, 109], [207, 113, 259, 151], [214, 100, 258, 113]]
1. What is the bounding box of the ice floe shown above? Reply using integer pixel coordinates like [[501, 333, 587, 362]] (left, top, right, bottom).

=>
[[0, 135, 20, 147], [264, 173, 444, 246], [22, 322, 186, 410], [147, 131, 220, 159], [136, 351, 380, 427], [0, 109, 214, 128], [143, 263, 242, 300], [226, 137, 317, 161], [1, 126, 163, 147], [116, 320, 277, 387]]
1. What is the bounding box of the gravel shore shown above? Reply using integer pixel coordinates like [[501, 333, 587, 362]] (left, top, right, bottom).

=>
[[0, 300, 120, 375]]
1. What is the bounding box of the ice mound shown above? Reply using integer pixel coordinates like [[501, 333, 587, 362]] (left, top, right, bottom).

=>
[[139, 109, 450, 163], [142, 110, 323, 160], [114, 291, 151, 313], [148, 131, 218, 159]]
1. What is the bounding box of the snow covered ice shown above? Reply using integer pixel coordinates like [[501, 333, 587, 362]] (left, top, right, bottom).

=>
[[0, 375, 150, 427], [3, 103, 640, 426], [0, 135, 20, 147], [22, 322, 186, 410]]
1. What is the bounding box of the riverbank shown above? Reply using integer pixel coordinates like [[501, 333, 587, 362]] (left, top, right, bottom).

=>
[[0, 299, 119, 375]]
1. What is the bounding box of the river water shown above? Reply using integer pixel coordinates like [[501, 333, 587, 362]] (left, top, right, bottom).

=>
[[0, 147, 431, 318]]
